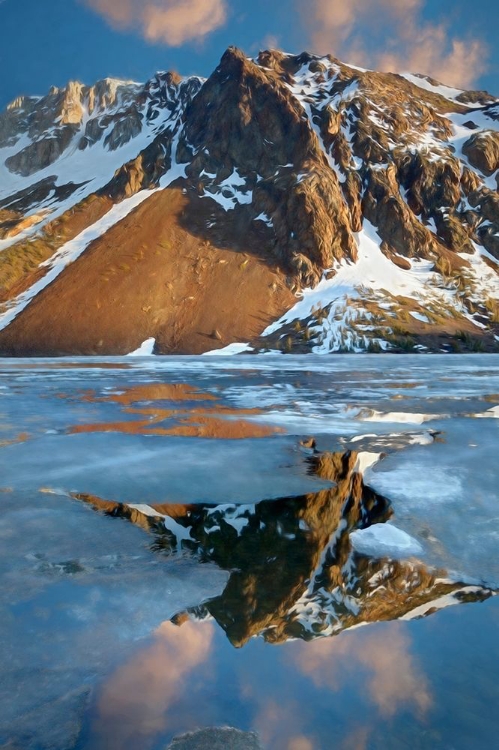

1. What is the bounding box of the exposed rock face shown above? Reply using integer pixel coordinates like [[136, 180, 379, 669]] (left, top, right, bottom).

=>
[[0, 47, 498, 355], [363, 163, 437, 259], [6, 124, 78, 176], [0, 73, 200, 177], [468, 188, 499, 259], [1, 78, 138, 148], [180, 47, 356, 282], [0, 189, 295, 355], [463, 131, 499, 176]]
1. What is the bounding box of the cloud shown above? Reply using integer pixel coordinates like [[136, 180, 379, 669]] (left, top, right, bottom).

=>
[[292, 623, 431, 718], [84, 0, 227, 46], [262, 34, 281, 50], [303, 0, 488, 88], [287, 737, 315, 750], [250, 697, 317, 750], [92, 619, 214, 749], [340, 726, 371, 750], [377, 26, 486, 90]]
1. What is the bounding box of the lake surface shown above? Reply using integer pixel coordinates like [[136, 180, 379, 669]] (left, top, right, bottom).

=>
[[0, 354, 498, 750]]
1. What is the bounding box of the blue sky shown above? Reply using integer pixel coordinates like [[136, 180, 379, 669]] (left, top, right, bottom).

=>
[[0, 0, 497, 109]]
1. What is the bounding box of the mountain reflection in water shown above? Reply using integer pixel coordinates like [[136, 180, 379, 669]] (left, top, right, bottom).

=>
[[75, 449, 493, 647], [79, 448, 495, 750]]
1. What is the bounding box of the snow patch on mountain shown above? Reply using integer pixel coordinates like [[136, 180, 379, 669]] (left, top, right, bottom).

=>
[[0, 75, 203, 252], [400, 73, 465, 103], [261, 220, 451, 352]]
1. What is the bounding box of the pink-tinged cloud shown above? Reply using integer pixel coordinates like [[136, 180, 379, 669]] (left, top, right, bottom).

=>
[[304, 0, 488, 89], [84, 0, 227, 46], [377, 27, 487, 90], [292, 623, 431, 718], [287, 737, 315, 750], [91, 619, 214, 750], [340, 726, 371, 750], [251, 698, 318, 750]]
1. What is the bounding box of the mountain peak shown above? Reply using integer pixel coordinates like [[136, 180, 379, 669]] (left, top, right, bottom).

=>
[[221, 44, 247, 61]]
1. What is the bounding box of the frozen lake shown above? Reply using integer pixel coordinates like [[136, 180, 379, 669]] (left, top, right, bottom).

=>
[[0, 354, 498, 749]]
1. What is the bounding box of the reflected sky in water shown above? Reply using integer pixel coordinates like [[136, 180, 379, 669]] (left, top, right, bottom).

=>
[[84, 599, 499, 750]]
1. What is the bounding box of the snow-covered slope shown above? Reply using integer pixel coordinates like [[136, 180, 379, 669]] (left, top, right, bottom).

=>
[[0, 72, 202, 250], [0, 47, 498, 355]]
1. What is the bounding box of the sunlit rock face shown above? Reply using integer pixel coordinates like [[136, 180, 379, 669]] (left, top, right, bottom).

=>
[[74, 449, 495, 647], [2, 77, 168, 174], [1, 48, 499, 354]]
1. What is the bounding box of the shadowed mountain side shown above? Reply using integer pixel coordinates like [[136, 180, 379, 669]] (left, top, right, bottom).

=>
[[179, 47, 358, 280], [0, 188, 294, 355], [72, 450, 495, 647]]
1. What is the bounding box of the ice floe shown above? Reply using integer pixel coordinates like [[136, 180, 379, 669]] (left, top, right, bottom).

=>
[[350, 523, 423, 559]]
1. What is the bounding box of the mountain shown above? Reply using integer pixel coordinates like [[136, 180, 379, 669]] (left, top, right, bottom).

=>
[[0, 47, 498, 355]]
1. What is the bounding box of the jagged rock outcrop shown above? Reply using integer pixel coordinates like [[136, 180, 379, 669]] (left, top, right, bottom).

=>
[[6, 124, 78, 176], [0, 73, 195, 177], [2, 80, 123, 174], [463, 131, 499, 176], [0, 47, 498, 355], [180, 47, 357, 282]]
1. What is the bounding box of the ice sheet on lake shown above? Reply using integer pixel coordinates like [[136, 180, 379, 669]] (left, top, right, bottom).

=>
[[369, 418, 499, 587], [361, 410, 440, 425], [202, 342, 253, 356], [0, 490, 228, 750], [353, 451, 381, 474], [127, 337, 156, 356], [351, 523, 423, 559], [1, 354, 499, 748], [0, 434, 332, 504], [1, 355, 499, 581]]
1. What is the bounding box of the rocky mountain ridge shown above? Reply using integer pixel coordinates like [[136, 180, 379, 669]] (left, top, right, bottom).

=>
[[0, 47, 498, 355]]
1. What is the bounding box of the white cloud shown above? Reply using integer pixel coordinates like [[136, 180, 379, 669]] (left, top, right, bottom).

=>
[[304, 0, 488, 88], [85, 0, 227, 46]]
